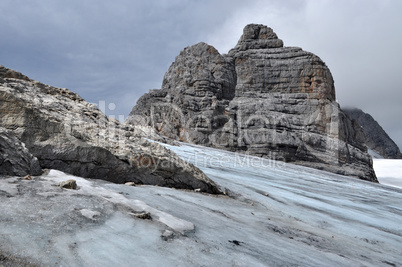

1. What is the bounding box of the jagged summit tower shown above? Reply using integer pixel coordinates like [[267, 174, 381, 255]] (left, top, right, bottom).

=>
[[127, 24, 377, 182]]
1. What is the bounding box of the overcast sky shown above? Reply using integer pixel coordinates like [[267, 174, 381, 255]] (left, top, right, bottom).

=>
[[1, 0, 401, 150]]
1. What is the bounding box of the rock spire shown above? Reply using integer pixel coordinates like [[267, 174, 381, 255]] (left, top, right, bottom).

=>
[[127, 24, 377, 182]]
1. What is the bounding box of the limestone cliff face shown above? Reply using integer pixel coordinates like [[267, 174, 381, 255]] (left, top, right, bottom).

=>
[[128, 24, 377, 182], [0, 65, 220, 193], [343, 108, 402, 159]]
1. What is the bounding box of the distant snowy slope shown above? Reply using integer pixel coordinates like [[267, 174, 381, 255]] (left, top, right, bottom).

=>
[[374, 159, 402, 189], [0, 142, 401, 266]]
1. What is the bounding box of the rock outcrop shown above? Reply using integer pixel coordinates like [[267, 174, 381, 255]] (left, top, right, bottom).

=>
[[127, 24, 377, 182], [343, 108, 402, 159], [0, 127, 42, 176], [0, 65, 220, 193]]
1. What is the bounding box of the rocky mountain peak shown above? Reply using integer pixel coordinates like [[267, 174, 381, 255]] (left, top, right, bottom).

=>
[[161, 41, 236, 100], [229, 24, 284, 53], [128, 24, 377, 182], [343, 107, 402, 159]]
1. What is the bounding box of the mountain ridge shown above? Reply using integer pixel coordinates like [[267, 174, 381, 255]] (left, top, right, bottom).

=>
[[127, 24, 377, 182], [343, 107, 402, 159], [0, 64, 220, 193]]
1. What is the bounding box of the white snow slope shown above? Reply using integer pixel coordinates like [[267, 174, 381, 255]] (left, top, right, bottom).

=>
[[374, 159, 402, 189], [0, 142, 401, 266]]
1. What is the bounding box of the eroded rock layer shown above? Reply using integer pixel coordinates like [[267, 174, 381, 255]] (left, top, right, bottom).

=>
[[0, 65, 220, 193], [128, 24, 377, 182]]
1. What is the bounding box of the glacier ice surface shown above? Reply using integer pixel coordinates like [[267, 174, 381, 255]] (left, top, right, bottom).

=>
[[0, 142, 401, 266]]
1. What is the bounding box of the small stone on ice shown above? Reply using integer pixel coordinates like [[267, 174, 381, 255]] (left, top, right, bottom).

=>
[[58, 179, 77, 189], [80, 209, 101, 220], [162, 230, 174, 241], [135, 212, 152, 220]]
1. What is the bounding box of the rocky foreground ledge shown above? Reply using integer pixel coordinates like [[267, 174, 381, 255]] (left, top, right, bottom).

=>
[[128, 24, 377, 182], [0, 65, 221, 194]]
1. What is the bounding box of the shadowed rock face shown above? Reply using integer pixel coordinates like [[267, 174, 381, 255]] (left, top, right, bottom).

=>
[[343, 108, 402, 159], [0, 65, 221, 193], [127, 24, 377, 182], [0, 127, 42, 176]]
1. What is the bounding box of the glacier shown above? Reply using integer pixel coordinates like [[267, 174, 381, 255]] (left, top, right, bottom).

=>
[[0, 142, 401, 266]]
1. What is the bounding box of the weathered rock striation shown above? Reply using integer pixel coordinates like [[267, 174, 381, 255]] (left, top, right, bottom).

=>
[[343, 108, 402, 159], [0, 127, 42, 176], [0, 65, 220, 193], [127, 24, 377, 182]]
